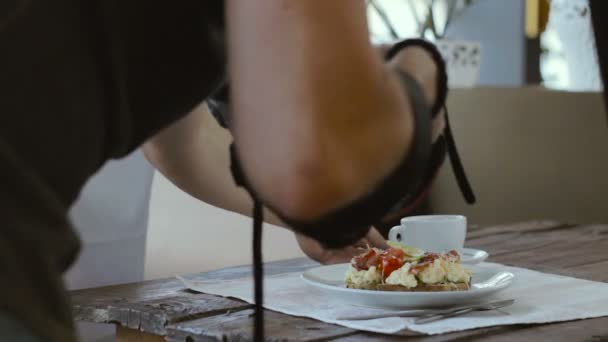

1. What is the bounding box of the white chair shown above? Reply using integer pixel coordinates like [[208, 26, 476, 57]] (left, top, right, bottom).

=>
[[65, 150, 154, 342]]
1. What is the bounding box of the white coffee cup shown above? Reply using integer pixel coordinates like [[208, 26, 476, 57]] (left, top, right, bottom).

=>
[[388, 215, 467, 253]]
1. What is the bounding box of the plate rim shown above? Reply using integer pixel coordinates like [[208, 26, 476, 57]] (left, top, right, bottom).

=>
[[461, 248, 489, 264], [301, 263, 514, 297]]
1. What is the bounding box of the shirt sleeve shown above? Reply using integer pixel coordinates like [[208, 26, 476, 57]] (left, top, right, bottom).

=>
[[98, 0, 228, 155]]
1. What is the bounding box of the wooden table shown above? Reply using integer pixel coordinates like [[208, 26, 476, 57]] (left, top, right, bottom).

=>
[[70, 221, 608, 341]]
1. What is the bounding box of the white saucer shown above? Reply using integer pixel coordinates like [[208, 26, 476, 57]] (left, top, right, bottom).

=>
[[461, 248, 489, 265], [302, 263, 514, 309]]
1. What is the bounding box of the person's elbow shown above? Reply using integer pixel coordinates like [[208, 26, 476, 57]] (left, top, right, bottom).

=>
[[231, 71, 414, 222], [240, 154, 358, 222], [142, 140, 164, 170]]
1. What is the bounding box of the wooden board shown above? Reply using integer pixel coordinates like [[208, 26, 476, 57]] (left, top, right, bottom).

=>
[[71, 258, 318, 336], [117, 326, 165, 342], [70, 222, 608, 341], [165, 308, 354, 342]]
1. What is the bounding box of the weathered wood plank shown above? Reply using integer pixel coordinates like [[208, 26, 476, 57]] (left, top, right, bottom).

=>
[[493, 239, 608, 270], [70, 277, 185, 307], [466, 222, 597, 252], [71, 258, 317, 307], [90, 292, 250, 335], [466, 220, 572, 239], [72, 290, 250, 334], [165, 308, 355, 342], [71, 258, 318, 336], [117, 326, 166, 342], [466, 224, 608, 281], [564, 260, 608, 282]]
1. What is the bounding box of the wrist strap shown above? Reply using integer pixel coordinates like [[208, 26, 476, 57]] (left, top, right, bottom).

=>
[[444, 107, 476, 203], [380, 38, 476, 214], [385, 39, 448, 119]]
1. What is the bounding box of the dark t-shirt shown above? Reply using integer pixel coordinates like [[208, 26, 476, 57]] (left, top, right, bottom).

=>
[[0, 1, 225, 341]]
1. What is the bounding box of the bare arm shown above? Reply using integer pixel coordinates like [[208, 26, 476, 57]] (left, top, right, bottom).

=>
[[143, 103, 283, 225], [143, 104, 387, 263], [227, 1, 436, 221]]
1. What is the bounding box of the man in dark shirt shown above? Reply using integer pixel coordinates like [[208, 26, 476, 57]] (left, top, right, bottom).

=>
[[0, 1, 444, 341]]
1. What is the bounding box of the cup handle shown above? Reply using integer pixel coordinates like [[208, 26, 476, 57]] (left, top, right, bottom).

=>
[[388, 226, 402, 242]]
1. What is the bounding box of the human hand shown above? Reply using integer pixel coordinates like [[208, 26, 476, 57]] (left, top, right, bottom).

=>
[[295, 227, 389, 264]]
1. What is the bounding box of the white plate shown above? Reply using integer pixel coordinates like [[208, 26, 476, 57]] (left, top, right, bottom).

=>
[[301, 263, 514, 309], [461, 248, 489, 265]]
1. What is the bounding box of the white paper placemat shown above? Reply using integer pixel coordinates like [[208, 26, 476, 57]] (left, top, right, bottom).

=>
[[178, 262, 608, 335]]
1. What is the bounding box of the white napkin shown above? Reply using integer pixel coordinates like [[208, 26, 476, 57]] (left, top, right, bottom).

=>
[[178, 262, 608, 335]]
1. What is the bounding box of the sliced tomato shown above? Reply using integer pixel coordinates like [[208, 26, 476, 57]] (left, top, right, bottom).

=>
[[352, 248, 409, 277], [384, 247, 405, 260], [380, 255, 404, 277]]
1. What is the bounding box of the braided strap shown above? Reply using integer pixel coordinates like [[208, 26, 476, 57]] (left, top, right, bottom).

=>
[[385, 38, 448, 118]]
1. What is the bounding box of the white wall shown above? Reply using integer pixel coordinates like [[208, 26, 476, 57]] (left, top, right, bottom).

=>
[[446, 0, 526, 86], [145, 172, 305, 280], [367, 0, 526, 86]]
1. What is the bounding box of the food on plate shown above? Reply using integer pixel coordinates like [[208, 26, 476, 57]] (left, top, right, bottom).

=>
[[344, 241, 472, 291]]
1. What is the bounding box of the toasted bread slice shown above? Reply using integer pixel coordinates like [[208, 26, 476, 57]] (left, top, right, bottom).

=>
[[377, 282, 470, 292], [346, 281, 470, 292]]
